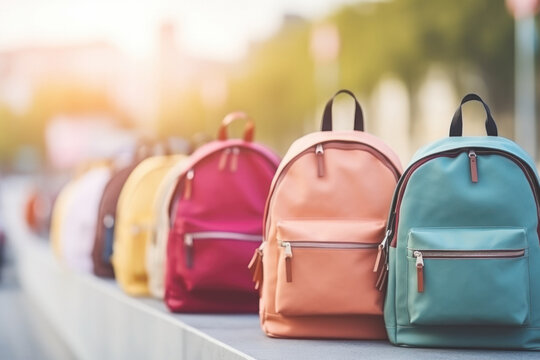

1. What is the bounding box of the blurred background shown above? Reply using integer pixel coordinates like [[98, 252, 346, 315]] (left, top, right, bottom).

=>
[[0, 0, 537, 173]]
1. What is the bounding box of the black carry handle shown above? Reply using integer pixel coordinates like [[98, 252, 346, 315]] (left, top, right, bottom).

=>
[[449, 93, 498, 137], [321, 89, 364, 131]]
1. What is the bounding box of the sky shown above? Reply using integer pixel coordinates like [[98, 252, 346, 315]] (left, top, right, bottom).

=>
[[0, 0, 360, 61]]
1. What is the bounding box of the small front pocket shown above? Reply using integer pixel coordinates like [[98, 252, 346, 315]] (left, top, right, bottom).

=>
[[407, 227, 530, 326], [179, 231, 262, 292], [275, 219, 385, 316]]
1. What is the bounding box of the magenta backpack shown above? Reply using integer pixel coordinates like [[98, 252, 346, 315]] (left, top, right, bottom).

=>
[[165, 112, 280, 312]]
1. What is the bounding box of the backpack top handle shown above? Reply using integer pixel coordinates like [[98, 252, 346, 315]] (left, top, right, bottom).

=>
[[218, 111, 255, 142], [321, 89, 364, 132], [449, 93, 498, 137]]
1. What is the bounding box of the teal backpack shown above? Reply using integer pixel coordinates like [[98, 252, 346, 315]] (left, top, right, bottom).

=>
[[381, 94, 540, 349]]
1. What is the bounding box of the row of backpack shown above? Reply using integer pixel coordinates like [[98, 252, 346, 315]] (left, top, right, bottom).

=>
[[50, 89, 540, 350], [50, 112, 280, 309]]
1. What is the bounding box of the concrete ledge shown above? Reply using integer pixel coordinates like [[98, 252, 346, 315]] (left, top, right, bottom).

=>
[[15, 239, 252, 360], [4, 177, 539, 360]]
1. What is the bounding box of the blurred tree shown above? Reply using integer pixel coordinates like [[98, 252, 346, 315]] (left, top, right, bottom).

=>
[[158, 0, 519, 155], [17, 81, 131, 165], [157, 17, 317, 154], [227, 17, 317, 153], [0, 104, 17, 166], [335, 0, 514, 109]]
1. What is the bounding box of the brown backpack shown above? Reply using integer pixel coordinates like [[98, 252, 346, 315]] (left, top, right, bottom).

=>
[[92, 161, 141, 277]]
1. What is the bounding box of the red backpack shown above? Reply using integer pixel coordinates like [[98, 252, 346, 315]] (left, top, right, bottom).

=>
[[165, 112, 280, 312]]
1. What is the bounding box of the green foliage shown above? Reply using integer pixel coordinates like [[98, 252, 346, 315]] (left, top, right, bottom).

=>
[[2, 81, 129, 167], [158, 0, 520, 155], [0, 104, 17, 163], [0, 0, 530, 165], [334, 0, 515, 107]]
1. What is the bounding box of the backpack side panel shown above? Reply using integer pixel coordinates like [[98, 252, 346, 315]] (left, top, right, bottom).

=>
[[146, 156, 190, 298]]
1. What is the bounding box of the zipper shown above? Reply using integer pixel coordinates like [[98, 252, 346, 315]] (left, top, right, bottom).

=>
[[230, 147, 240, 172], [103, 214, 114, 229], [218, 148, 231, 170], [280, 240, 378, 283], [373, 229, 391, 272], [264, 140, 401, 257], [414, 251, 424, 293], [389, 147, 540, 249], [374, 152, 455, 291], [183, 169, 194, 200], [267, 141, 400, 212], [172, 144, 277, 207], [282, 241, 379, 250], [468, 150, 478, 183], [282, 242, 293, 282], [316, 144, 325, 177], [183, 231, 263, 269], [412, 249, 525, 293], [378, 146, 540, 291]]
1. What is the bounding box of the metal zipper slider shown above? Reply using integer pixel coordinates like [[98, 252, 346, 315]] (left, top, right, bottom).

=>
[[183, 169, 194, 200], [218, 148, 231, 170], [373, 229, 391, 272], [230, 147, 240, 172], [184, 234, 194, 268], [103, 214, 114, 229], [282, 242, 293, 282], [414, 251, 424, 293], [469, 150, 478, 183], [315, 143, 324, 177]]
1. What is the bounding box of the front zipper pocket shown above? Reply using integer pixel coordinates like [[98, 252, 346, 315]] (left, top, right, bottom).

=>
[[275, 219, 386, 316], [180, 231, 262, 292], [407, 227, 530, 326]]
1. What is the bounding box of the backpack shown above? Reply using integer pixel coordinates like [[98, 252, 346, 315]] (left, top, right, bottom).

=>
[[112, 154, 186, 296], [51, 178, 79, 259], [146, 158, 191, 298], [92, 161, 140, 278], [92, 144, 156, 278], [165, 112, 280, 312], [56, 163, 111, 272], [383, 94, 540, 349], [252, 90, 402, 339]]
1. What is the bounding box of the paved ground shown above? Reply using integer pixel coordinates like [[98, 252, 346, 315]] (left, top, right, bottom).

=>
[[0, 252, 74, 360]]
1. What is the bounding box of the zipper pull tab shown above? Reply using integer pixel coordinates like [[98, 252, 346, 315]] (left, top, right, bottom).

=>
[[184, 234, 194, 268], [376, 264, 389, 292], [469, 150, 478, 183], [315, 144, 324, 177], [248, 242, 265, 290], [282, 242, 293, 282], [373, 230, 391, 272], [219, 148, 231, 171], [183, 169, 194, 200], [230, 147, 240, 172], [414, 251, 424, 293]]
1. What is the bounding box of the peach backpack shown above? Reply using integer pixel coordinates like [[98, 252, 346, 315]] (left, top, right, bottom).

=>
[[250, 90, 402, 339]]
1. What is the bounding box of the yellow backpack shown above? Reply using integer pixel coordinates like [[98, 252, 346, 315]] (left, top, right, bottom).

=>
[[112, 154, 186, 295]]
